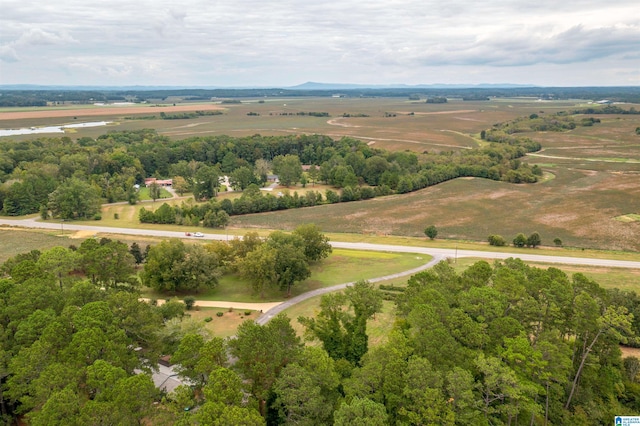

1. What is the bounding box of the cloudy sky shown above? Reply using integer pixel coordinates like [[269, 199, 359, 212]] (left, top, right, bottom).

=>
[[1, 0, 639, 87]]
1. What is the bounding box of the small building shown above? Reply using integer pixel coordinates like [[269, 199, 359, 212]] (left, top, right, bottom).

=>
[[144, 178, 173, 187]]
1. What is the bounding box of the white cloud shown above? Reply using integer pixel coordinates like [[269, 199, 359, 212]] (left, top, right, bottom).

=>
[[0, 0, 638, 85]]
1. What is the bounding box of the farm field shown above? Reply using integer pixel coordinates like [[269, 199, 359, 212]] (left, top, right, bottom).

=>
[[0, 97, 580, 152], [2, 98, 640, 252]]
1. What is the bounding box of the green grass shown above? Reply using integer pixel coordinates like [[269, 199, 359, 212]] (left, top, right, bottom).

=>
[[450, 257, 640, 293], [186, 306, 258, 339], [616, 214, 640, 223], [136, 187, 173, 201], [0, 229, 72, 264], [142, 249, 430, 303]]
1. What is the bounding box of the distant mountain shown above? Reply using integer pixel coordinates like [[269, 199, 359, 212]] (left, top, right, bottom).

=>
[[0, 82, 538, 91], [286, 82, 538, 90]]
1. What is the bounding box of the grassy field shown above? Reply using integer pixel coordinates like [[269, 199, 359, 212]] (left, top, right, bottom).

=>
[[0, 228, 72, 264], [186, 307, 260, 339], [142, 248, 430, 302], [0, 98, 562, 152], [5, 97, 639, 252]]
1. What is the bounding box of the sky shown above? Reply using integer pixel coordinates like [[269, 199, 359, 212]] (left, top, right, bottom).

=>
[[1, 0, 639, 87]]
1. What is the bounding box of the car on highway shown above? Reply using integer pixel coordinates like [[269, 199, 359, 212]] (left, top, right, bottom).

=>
[[193, 232, 204, 237]]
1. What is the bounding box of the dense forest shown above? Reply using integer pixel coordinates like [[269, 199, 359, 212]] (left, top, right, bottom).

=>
[[0, 117, 546, 219], [2, 86, 640, 106], [2, 240, 640, 424]]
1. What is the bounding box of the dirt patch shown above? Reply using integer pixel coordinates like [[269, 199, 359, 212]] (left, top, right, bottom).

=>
[[406, 110, 477, 115], [70, 230, 97, 239], [0, 104, 224, 121], [621, 346, 640, 359]]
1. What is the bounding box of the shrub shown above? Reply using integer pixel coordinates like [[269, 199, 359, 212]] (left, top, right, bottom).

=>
[[93, 213, 102, 220], [554, 238, 563, 247], [244, 310, 252, 316], [424, 225, 438, 240], [216, 311, 224, 317], [114, 213, 119, 220], [513, 233, 527, 248], [488, 235, 506, 246], [183, 296, 196, 310], [204, 317, 212, 322]]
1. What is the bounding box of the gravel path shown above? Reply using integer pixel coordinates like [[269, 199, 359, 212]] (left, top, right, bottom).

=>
[[255, 254, 445, 325]]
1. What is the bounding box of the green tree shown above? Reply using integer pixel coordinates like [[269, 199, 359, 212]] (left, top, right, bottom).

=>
[[307, 164, 319, 186], [273, 154, 303, 187], [47, 178, 101, 220], [228, 314, 302, 416], [488, 234, 506, 246], [148, 181, 161, 202], [424, 225, 438, 240], [36, 246, 81, 290], [272, 363, 335, 425], [266, 232, 311, 297], [513, 233, 527, 247], [334, 397, 388, 426], [300, 280, 382, 365], [172, 175, 191, 196], [79, 239, 136, 288], [142, 239, 220, 293], [292, 223, 332, 262], [129, 242, 144, 264], [194, 164, 222, 201], [229, 166, 258, 191], [526, 231, 542, 248], [254, 159, 272, 184], [238, 244, 278, 298], [171, 334, 227, 386]]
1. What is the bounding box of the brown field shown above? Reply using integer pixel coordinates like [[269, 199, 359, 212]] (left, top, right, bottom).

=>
[[0, 103, 224, 120], [3, 97, 640, 252], [0, 97, 566, 151]]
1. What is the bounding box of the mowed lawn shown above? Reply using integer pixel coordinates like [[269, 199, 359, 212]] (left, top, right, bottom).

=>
[[143, 249, 430, 303]]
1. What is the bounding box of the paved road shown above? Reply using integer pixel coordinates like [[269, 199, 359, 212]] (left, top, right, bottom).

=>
[[255, 254, 445, 325], [2, 218, 640, 269], [3, 217, 640, 326]]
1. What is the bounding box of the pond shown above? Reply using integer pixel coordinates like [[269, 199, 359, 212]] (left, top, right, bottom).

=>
[[0, 121, 112, 137]]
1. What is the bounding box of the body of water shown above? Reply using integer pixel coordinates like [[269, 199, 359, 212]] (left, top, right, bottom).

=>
[[0, 121, 112, 137]]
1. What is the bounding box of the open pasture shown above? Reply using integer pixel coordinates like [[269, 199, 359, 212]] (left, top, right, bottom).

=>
[[3, 97, 639, 252], [231, 169, 640, 252], [0, 97, 582, 152]]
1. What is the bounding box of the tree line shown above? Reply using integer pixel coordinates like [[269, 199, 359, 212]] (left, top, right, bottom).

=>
[[3, 86, 640, 106], [0, 127, 541, 219]]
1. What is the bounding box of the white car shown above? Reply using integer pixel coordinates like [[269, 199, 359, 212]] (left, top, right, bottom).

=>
[[193, 232, 204, 237]]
